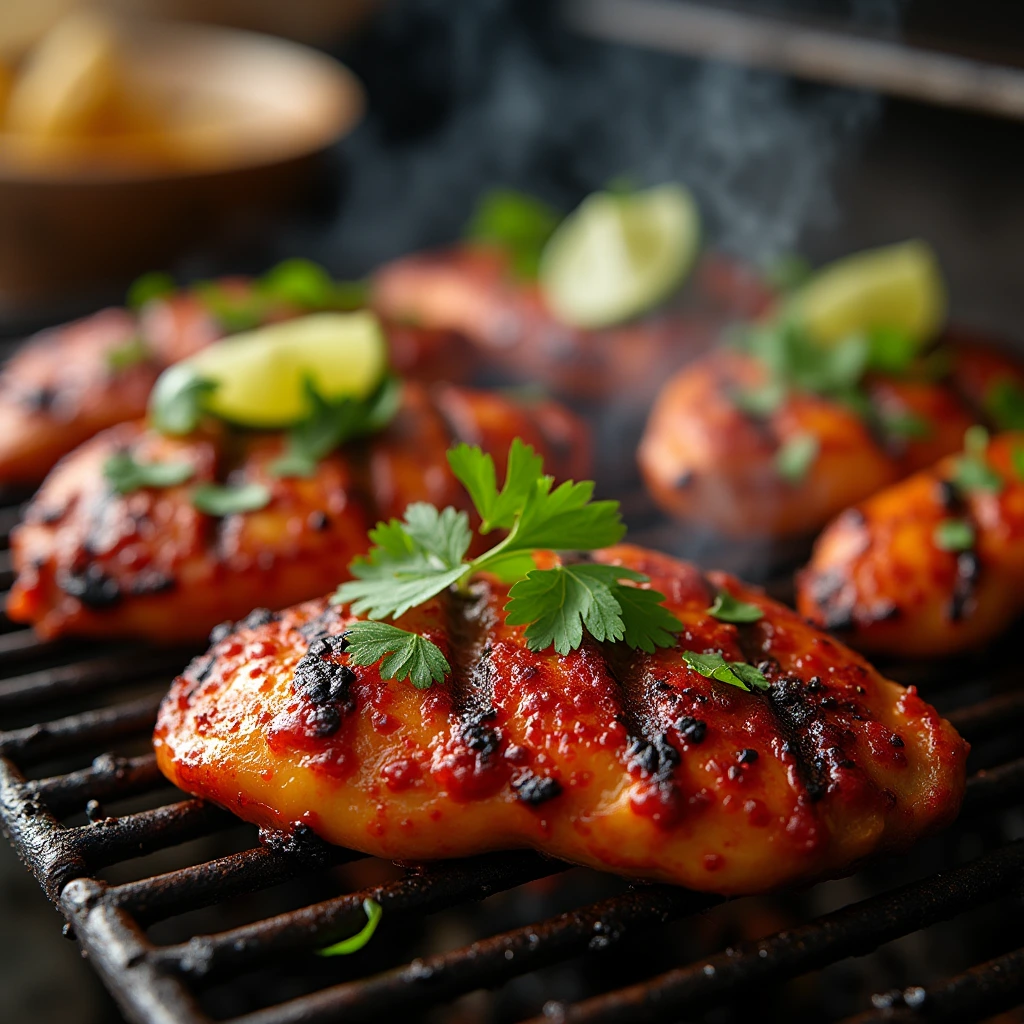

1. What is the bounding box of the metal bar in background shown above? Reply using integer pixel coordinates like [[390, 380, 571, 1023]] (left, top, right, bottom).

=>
[[566, 0, 1024, 120]]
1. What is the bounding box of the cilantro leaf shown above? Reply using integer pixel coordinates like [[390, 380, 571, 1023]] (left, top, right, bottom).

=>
[[707, 590, 763, 623], [465, 189, 561, 279], [401, 503, 473, 570], [500, 477, 625, 554], [865, 325, 919, 376], [933, 518, 975, 552], [194, 281, 266, 333], [613, 580, 683, 653], [103, 451, 194, 494], [342, 622, 450, 689], [448, 437, 545, 533], [733, 380, 786, 418], [107, 336, 151, 374], [270, 376, 401, 478], [127, 271, 176, 310], [985, 378, 1024, 431], [506, 564, 681, 656], [317, 899, 382, 957], [775, 433, 819, 484], [149, 364, 218, 436], [681, 651, 770, 693], [192, 482, 271, 517], [259, 258, 335, 309], [879, 410, 932, 441]]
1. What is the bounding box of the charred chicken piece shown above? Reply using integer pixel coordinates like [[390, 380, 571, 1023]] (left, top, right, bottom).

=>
[[155, 544, 967, 895], [0, 280, 466, 487], [372, 245, 757, 400], [7, 383, 586, 642], [797, 431, 1024, 657], [638, 348, 975, 539]]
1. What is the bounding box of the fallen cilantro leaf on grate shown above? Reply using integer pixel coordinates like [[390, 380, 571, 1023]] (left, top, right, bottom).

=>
[[316, 899, 383, 957]]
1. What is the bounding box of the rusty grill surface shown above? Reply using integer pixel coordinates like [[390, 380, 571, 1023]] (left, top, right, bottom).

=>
[[2, 496, 1024, 1024]]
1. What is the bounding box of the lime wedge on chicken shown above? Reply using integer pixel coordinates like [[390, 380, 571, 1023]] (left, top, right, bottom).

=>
[[151, 311, 387, 431], [795, 240, 946, 348], [539, 184, 700, 329]]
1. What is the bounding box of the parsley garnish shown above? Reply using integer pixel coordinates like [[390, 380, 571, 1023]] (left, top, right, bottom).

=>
[[934, 518, 975, 552], [126, 271, 176, 310], [344, 622, 451, 689], [775, 433, 819, 484], [706, 590, 763, 623], [103, 451, 194, 494], [107, 336, 151, 374], [952, 426, 1002, 495], [681, 651, 770, 693], [465, 189, 562, 279], [331, 439, 682, 687], [192, 482, 271, 517], [270, 376, 401, 479], [316, 899, 382, 957], [259, 258, 369, 312], [985, 378, 1024, 431]]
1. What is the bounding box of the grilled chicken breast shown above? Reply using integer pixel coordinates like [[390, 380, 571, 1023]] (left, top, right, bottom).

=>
[[372, 246, 762, 400], [7, 384, 586, 642], [155, 544, 967, 895], [0, 281, 464, 487], [798, 431, 1024, 657], [638, 348, 975, 539]]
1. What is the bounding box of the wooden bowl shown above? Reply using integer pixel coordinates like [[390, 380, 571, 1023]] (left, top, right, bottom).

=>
[[0, 20, 363, 311]]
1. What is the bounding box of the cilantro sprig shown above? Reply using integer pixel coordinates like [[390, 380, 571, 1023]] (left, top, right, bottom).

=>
[[332, 440, 683, 687], [465, 189, 562, 279], [103, 451, 194, 494]]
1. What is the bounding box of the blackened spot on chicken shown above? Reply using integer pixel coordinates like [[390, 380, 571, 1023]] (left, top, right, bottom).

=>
[[128, 570, 175, 596], [19, 386, 58, 413], [625, 733, 680, 784], [737, 748, 759, 763], [33, 505, 66, 525], [673, 469, 694, 490], [654, 680, 674, 693], [293, 643, 357, 709], [936, 477, 962, 512], [209, 621, 235, 645], [58, 565, 121, 608], [308, 704, 341, 737], [890, 733, 905, 748], [241, 608, 277, 630], [513, 771, 563, 806], [807, 677, 823, 693], [462, 710, 499, 759], [767, 676, 829, 802], [676, 716, 707, 744], [307, 510, 329, 531]]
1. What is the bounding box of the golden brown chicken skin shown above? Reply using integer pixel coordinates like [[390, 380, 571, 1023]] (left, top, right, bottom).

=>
[[6, 384, 587, 643], [154, 544, 967, 895], [372, 245, 742, 400], [797, 431, 1024, 657], [638, 349, 975, 539], [0, 282, 466, 487]]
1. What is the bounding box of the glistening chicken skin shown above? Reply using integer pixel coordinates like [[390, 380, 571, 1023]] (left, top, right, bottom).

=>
[[7, 384, 586, 642], [154, 545, 968, 895]]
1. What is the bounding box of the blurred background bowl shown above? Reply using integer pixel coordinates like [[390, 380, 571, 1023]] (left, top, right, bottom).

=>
[[0, 18, 363, 314]]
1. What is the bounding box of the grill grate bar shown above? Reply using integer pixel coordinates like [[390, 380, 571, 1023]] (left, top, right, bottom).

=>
[[961, 756, 1024, 815], [227, 887, 720, 1024], [0, 693, 163, 763], [149, 851, 567, 980], [0, 650, 190, 711], [103, 845, 363, 925], [0, 628, 61, 667], [527, 840, 1024, 1024], [841, 944, 1024, 1023], [27, 753, 165, 816], [70, 800, 234, 872], [946, 689, 1024, 739]]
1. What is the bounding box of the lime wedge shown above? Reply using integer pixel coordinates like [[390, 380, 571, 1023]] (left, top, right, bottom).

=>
[[539, 184, 700, 329], [153, 311, 387, 430], [795, 240, 946, 348]]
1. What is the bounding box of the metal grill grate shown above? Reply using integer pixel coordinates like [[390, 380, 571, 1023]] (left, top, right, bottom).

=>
[[2, 500, 1024, 1024]]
